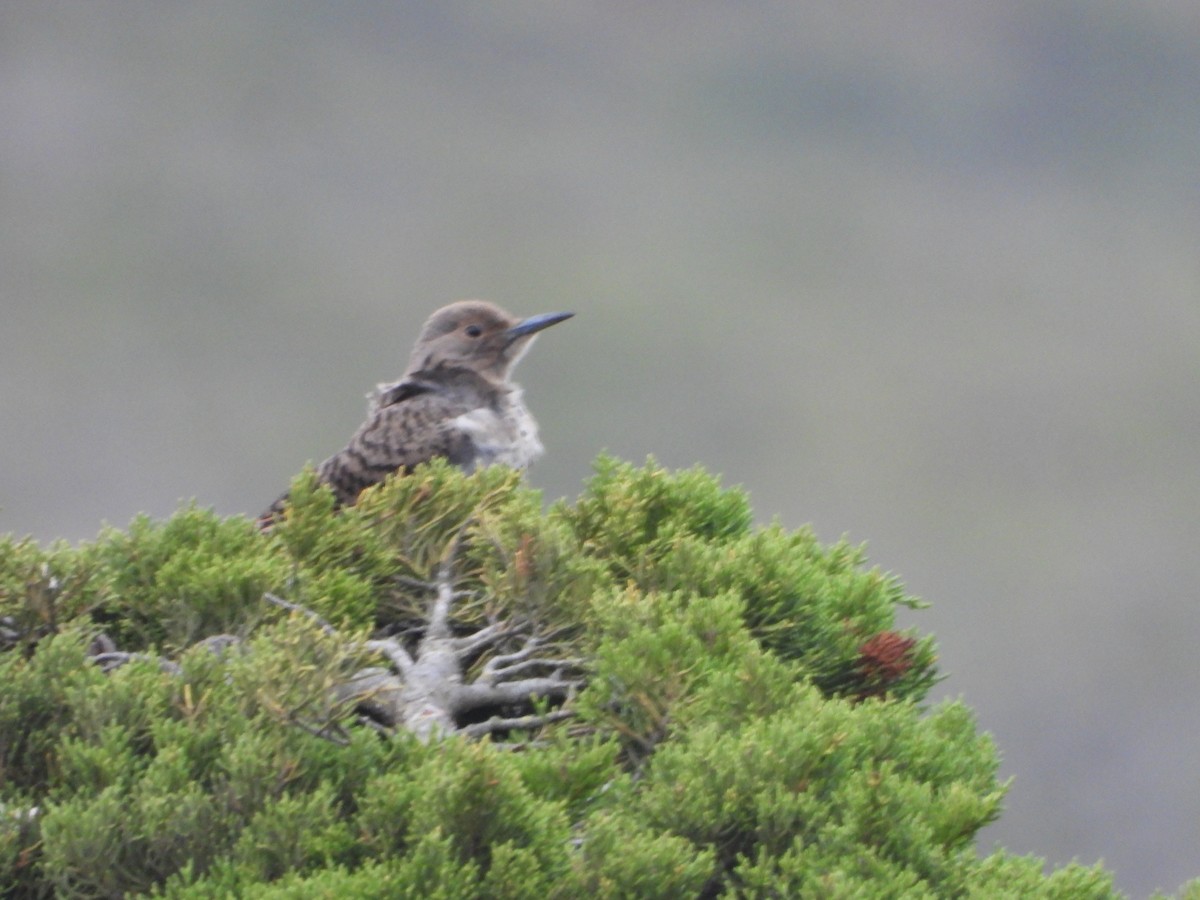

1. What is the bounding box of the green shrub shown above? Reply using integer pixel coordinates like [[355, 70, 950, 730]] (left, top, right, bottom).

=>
[[0, 456, 1180, 897]]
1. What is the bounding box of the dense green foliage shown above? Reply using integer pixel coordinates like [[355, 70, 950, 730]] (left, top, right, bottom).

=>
[[0, 457, 1186, 897]]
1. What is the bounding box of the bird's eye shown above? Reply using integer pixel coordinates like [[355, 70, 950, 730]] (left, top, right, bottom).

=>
[[465, 325, 483, 338]]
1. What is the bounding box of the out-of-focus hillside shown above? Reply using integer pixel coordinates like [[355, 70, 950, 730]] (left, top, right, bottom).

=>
[[1, 5, 1197, 895]]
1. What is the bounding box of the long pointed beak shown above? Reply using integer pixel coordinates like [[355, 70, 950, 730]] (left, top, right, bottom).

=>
[[505, 311, 574, 339]]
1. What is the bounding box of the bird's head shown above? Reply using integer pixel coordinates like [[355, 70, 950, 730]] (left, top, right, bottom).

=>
[[405, 300, 573, 381]]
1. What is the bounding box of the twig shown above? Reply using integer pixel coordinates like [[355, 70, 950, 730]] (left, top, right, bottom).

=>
[[356, 715, 393, 736], [454, 676, 582, 713], [424, 517, 477, 642], [89, 652, 182, 676], [364, 638, 416, 677], [482, 657, 587, 682], [395, 574, 437, 593], [286, 715, 351, 746], [263, 592, 337, 636], [462, 708, 576, 739], [480, 637, 542, 674], [451, 621, 508, 655]]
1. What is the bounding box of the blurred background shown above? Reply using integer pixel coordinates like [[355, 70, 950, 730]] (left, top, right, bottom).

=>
[[2, 3, 1197, 894]]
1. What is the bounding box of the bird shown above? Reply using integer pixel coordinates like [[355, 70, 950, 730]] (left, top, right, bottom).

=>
[[258, 300, 572, 528]]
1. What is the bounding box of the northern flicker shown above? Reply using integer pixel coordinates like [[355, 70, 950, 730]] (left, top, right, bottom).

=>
[[259, 300, 572, 528]]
